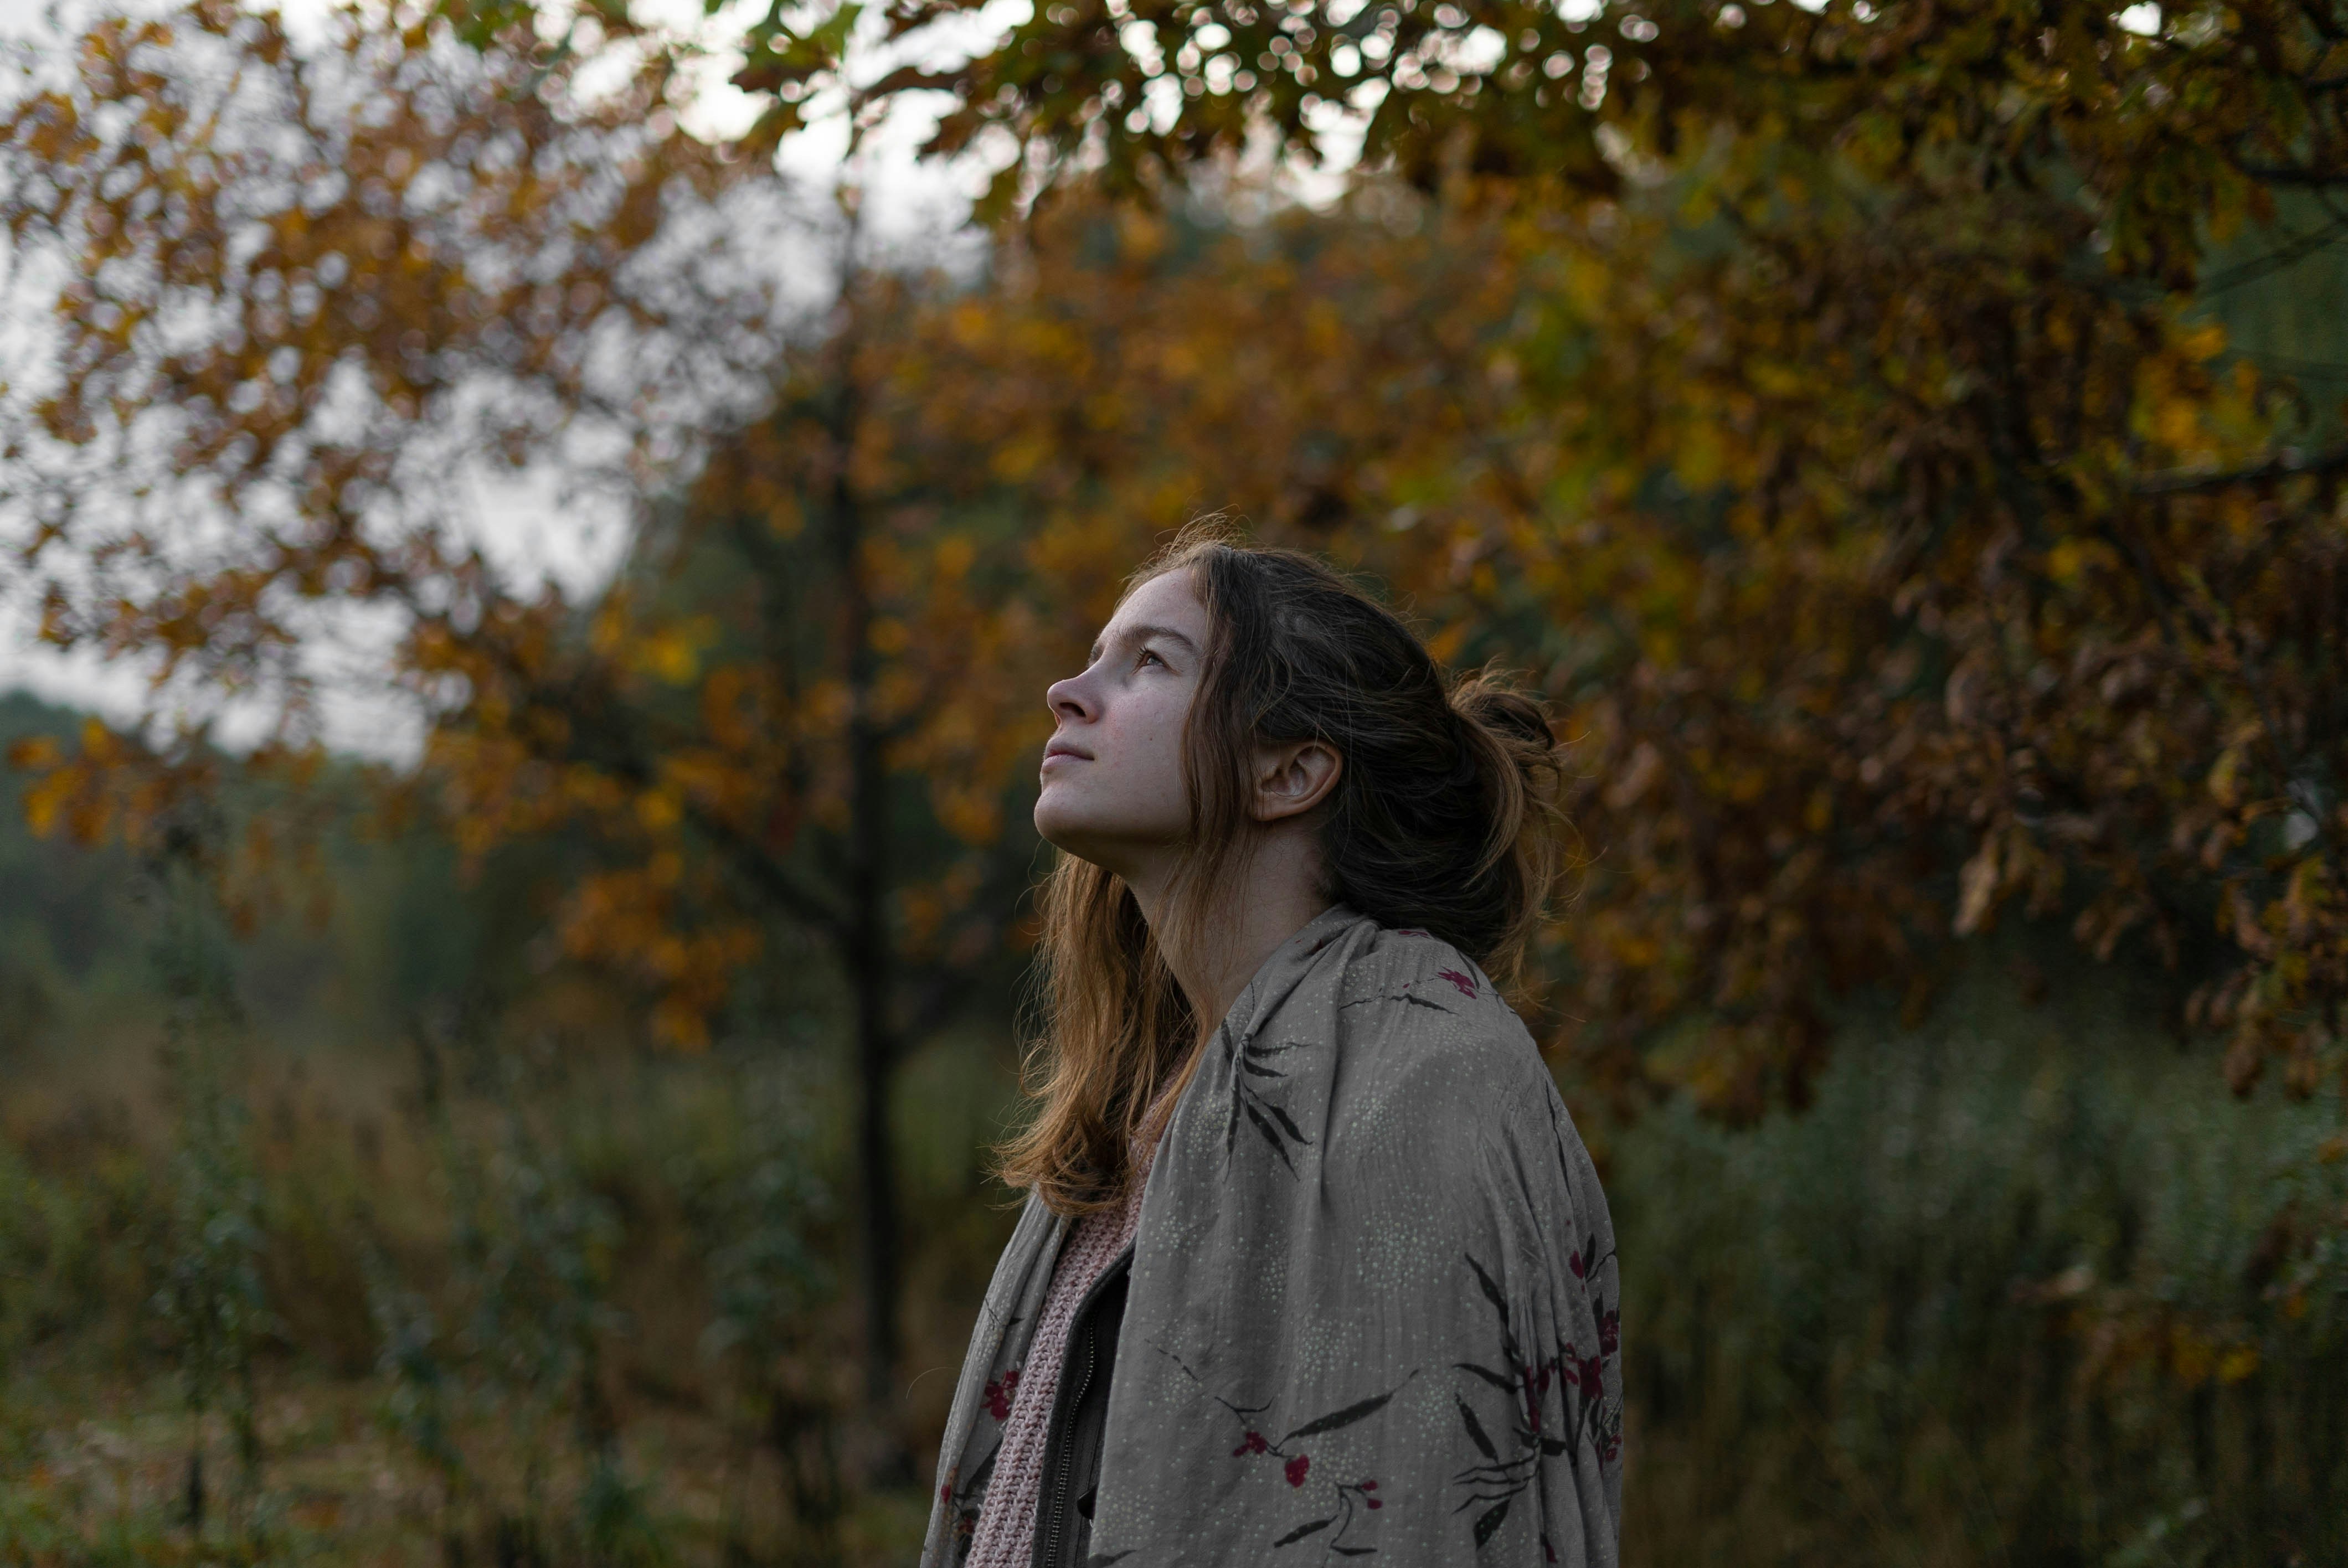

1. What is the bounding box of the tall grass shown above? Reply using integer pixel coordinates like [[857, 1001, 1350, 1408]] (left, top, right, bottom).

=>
[[0, 983, 899, 1562], [1614, 950, 2348, 1567]]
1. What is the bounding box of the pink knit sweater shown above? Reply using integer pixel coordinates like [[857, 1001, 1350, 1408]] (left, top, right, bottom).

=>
[[961, 1140, 1157, 1568]]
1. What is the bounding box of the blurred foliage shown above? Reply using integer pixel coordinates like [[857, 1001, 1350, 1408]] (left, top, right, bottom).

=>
[[0, 697, 1008, 1560], [753, 0, 2348, 1126], [5, 0, 2348, 1556], [0, 0, 1056, 1414], [1, 747, 2342, 1560], [13, 0, 2348, 1127], [1618, 951, 2348, 1564]]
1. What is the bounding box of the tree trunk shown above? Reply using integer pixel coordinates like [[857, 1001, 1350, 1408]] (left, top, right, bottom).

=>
[[823, 310, 910, 1468], [852, 951, 902, 1413]]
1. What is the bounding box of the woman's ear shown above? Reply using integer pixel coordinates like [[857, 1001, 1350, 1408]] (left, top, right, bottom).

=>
[[1250, 740, 1342, 823]]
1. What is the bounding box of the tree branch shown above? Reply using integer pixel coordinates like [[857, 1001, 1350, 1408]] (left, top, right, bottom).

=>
[[2130, 444, 2348, 494]]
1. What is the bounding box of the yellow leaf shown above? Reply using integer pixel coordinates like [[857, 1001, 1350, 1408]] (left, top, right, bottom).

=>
[[635, 788, 682, 833], [1955, 835, 2001, 935], [2207, 746, 2243, 807], [23, 770, 75, 838], [645, 630, 699, 684], [2178, 320, 2227, 363]]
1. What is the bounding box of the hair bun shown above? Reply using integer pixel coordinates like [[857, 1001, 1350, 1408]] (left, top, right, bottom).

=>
[[1450, 673, 1557, 755]]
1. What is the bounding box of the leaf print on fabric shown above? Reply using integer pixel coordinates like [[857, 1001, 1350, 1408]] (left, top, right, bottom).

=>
[[1219, 1023, 1315, 1175], [1155, 1342, 1417, 1558], [1270, 1481, 1387, 1557], [944, 1301, 1033, 1562], [1435, 967, 1479, 998], [1455, 1394, 1497, 1460], [1450, 1251, 1619, 1558], [1338, 986, 1455, 1017], [945, 1433, 1001, 1558], [1544, 1097, 1626, 1471], [1281, 1389, 1401, 1442]]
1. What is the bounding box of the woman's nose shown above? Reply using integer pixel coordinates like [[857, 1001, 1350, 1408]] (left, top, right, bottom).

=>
[[1046, 672, 1093, 720]]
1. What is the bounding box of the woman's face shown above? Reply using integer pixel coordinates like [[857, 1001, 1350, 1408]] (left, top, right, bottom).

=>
[[1034, 568, 1211, 877]]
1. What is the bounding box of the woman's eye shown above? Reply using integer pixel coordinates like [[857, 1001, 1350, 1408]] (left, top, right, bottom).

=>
[[1137, 647, 1166, 669]]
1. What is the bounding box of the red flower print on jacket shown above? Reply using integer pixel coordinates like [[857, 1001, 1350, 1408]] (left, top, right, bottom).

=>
[[982, 1365, 1021, 1421], [1453, 1250, 1623, 1555], [1158, 1346, 1415, 1555], [1436, 967, 1478, 998]]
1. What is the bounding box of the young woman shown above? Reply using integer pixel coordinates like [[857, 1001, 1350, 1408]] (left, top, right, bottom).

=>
[[922, 526, 1623, 1568]]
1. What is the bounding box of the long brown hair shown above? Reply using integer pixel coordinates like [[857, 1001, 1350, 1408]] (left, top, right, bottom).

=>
[[997, 520, 1570, 1216]]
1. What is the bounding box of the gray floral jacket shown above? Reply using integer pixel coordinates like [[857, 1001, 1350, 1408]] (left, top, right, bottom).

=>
[[924, 904, 1624, 1567]]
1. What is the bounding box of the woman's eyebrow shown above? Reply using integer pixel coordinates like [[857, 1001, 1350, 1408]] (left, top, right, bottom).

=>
[[1089, 623, 1201, 664]]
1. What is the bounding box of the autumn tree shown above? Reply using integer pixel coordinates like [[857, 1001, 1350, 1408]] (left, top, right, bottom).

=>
[[0, 0, 1098, 1447], [717, 0, 2348, 1141]]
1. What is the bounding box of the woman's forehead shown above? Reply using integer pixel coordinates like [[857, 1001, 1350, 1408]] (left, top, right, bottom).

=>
[[1107, 567, 1206, 631]]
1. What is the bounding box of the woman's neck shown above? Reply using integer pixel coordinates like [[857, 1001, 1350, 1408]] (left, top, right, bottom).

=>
[[1126, 823, 1332, 1049]]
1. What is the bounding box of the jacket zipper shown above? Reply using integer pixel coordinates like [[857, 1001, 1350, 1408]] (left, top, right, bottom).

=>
[[1039, 1321, 1095, 1568], [1037, 1243, 1132, 1568]]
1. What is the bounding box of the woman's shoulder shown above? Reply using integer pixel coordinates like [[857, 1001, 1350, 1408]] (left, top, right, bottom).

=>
[[1327, 919, 1557, 1112], [1316, 921, 1609, 1236]]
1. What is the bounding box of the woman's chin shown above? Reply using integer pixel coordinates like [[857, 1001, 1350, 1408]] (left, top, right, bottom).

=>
[[1034, 816, 1108, 865], [1034, 810, 1138, 879], [1032, 797, 1091, 855]]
